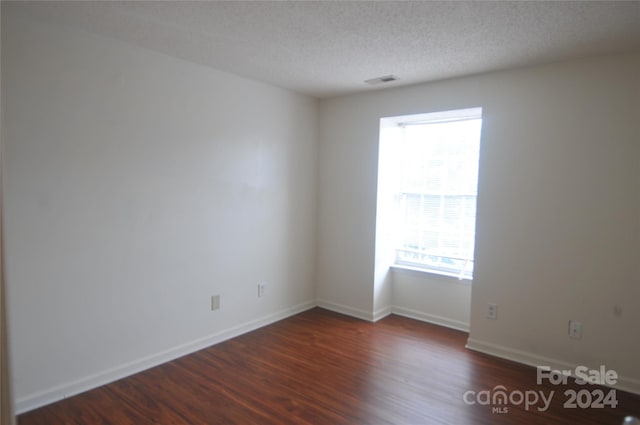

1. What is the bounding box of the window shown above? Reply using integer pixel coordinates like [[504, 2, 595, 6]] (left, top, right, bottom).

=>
[[381, 108, 482, 279]]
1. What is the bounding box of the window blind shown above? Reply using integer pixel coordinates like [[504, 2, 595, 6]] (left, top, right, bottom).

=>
[[395, 117, 482, 279]]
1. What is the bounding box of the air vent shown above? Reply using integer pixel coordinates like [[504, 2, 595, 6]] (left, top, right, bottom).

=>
[[365, 75, 399, 85]]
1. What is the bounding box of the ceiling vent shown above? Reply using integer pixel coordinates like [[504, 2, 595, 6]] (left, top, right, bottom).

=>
[[364, 75, 399, 85]]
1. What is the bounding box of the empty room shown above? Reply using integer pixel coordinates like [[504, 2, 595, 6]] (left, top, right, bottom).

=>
[[1, 1, 639, 424]]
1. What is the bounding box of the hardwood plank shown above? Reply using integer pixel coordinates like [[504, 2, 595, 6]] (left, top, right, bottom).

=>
[[17, 308, 640, 424]]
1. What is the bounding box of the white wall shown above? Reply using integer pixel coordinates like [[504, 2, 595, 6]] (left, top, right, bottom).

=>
[[2, 12, 318, 412], [0, 3, 17, 423], [468, 53, 640, 393], [316, 97, 379, 319], [317, 53, 640, 391], [392, 270, 471, 332]]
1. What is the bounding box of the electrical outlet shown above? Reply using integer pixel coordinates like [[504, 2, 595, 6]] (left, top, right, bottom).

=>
[[568, 320, 582, 339], [487, 303, 498, 320], [211, 295, 220, 311], [258, 282, 266, 298]]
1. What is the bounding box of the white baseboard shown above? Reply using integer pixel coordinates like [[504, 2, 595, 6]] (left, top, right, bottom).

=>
[[315, 305, 640, 395], [15, 300, 316, 415], [373, 306, 393, 322], [391, 306, 469, 332], [316, 299, 375, 321], [20, 301, 637, 415], [315, 301, 469, 332], [466, 338, 640, 396]]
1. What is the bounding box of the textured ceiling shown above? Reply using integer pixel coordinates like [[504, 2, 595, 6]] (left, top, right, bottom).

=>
[[5, 1, 640, 98]]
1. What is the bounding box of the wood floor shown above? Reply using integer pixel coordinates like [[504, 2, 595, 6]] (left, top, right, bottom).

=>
[[18, 308, 640, 424]]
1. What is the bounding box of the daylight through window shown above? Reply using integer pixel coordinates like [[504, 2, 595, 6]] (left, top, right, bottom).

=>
[[392, 109, 482, 279]]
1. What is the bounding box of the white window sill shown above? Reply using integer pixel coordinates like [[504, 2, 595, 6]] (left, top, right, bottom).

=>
[[390, 264, 473, 284]]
